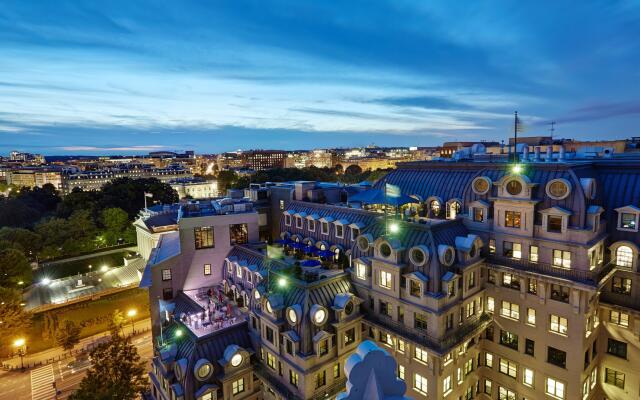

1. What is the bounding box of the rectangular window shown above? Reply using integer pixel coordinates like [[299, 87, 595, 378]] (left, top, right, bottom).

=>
[[413, 373, 428, 395], [267, 353, 276, 369], [488, 269, 496, 283], [465, 301, 476, 318], [526, 308, 536, 326], [553, 249, 571, 268], [546, 378, 565, 399], [319, 339, 328, 356], [473, 207, 485, 222], [468, 271, 476, 289], [523, 368, 534, 387], [229, 223, 248, 245], [464, 358, 473, 376], [410, 280, 421, 297], [550, 315, 568, 336], [525, 339, 535, 356], [308, 219, 316, 232], [505, 211, 521, 228], [502, 273, 520, 290], [443, 375, 452, 394], [489, 239, 496, 254], [397, 339, 405, 353], [484, 379, 492, 395], [605, 368, 625, 389], [503, 241, 522, 259], [499, 330, 519, 351], [285, 214, 291, 226], [547, 347, 567, 368], [321, 221, 329, 235], [528, 278, 537, 294], [232, 378, 245, 395], [414, 346, 428, 363], [194, 226, 215, 249], [607, 338, 627, 359], [610, 310, 629, 327], [279, 200, 285, 210], [266, 326, 274, 343], [333, 363, 340, 378], [612, 277, 632, 295], [203, 264, 211, 276], [500, 301, 520, 320], [379, 300, 392, 317], [315, 370, 326, 388], [344, 327, 355, 345], [295, 217, 303, 229], [161, 268, 172, 281], [162, 287, 173, 300], [398, 364, 405, 380], [550, 284, 570, 303], [286, 339, 293, 355], [620, 213, 637, 229], [414, 313, 428, 332], [547, 215, 563, 233], [485, 352, 494, 368], [487, 296, 495, 313], [498, 386, 516, 400], [351, 227, 359, 241], [499, 358, 517, 378], [529, 245, 539, 262], [379, 271, 392, 289], [335, 224, 344, 238], [591, 367, 597, 388], [379, 331, 394, 346], [289, 370, 299, 387], [355, 262, 367, 280]]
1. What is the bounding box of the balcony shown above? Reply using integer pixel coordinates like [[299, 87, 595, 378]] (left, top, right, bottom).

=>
[[485, 255, 616, 286], [364, 310, 491, 355]]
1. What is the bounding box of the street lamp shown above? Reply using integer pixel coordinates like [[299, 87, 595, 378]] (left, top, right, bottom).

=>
[[127, 308, 137, 335], [13, 338, 26, 371], [389, 222, 400, 234]]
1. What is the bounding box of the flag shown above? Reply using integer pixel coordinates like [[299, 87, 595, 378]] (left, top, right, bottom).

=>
[[144, 192, 153, 198], [385, 183, 401, 198], [515, 113, 526, 133]]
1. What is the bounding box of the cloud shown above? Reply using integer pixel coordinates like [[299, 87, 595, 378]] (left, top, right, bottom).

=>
[[537, 100, 640, 125], [59, 145, 170, 151]]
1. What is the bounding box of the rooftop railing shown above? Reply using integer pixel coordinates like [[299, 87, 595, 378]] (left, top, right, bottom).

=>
[[364, 310, 491, 354], [485, 254, 616, 285]]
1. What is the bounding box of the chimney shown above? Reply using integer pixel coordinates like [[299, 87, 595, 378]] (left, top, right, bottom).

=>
[[522, 146, 529, 161], [546, 146, 553, 162], [534, 146, 541, 162], [558, 146, 566, 162]]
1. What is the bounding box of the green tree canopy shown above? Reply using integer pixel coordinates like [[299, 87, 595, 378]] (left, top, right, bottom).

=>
[[0, 227, 42, 254], [56, 320, 81, 350], [0, 248, 32, 287], [0, 287, 32, 349], [69, 324, 147, 400], [100, 178, 179, 219]]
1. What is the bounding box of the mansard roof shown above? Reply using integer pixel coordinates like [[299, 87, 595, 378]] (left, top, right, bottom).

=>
[[225, 245, 288, 273]]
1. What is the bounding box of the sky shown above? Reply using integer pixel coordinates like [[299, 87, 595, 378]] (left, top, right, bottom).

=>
[[1, 1, 639, 155]]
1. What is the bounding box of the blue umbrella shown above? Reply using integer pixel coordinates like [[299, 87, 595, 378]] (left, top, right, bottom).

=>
[[275, 238, 292, 245], [304, 246, 318, 254], [349, 189, 418, 206], [301, 259, 321, 267], [318, 250, 334, 258], [292, 242, 303, 249]]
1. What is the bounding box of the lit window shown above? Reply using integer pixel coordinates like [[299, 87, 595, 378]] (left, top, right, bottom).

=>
[[484, 379, 493, 395], [355, 262, 367, 280], [398, 364, 405, 380], [315, 370, 326, 388], [414, 313, 428, 332], [203, 264, 211, 276], [553, 250, 571, 268], [523, 368, 534, 387], [414, 347, 428, 363], [485, 352, 493, 368], [473, 207, 485, 222], [414, 373, 428, 395], [397, 339, 405, 353], [612, 277, 632, 294], [236, 265, 243, 279], [430, 200, 441, 217], [620, 212, 637, 230], [590, 367, 597, 389], [550, 315, 568, 335], [289, 370, 298, 387], [267, 353, 276, 369], [499, 358, 517, 378], [526, 308, 536, 326], [610, 310, 629, 327], [232, 378, 245, 395], [503, 241, 521, 259], [505, 211, 521, 228], [529, 245, 538, 262], [499, 387, 516, 400], [443, 375, 452, 395], [502, 273, 520, 290], [500, 301, 520, 320], [162, 269, 172, 281], [194, 226, 215, 249], [605, 368, 624, 389], [546, 378, 565, 399], [379, 271, 392, 289], [489, 239, 496, 254], [615, 246, 634, 268], [487, 296, 495, 313]]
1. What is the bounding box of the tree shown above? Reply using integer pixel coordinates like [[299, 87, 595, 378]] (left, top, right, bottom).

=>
[[69, 324, 147, 400], [216, 170, 238, 195], [0, 287, 32, 351], [344, 164, 363, 175], [0, 227, 42, 255], [56, 320, 81, 350], [0, 248, 32, 287], [100, 178, 179, 219], [101, 208, 133, 245]]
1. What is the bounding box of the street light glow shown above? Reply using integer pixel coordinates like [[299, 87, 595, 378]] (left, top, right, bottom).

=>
[[100, 265, 109, 272], [41, 277, 51, 285], [512, 164, 523, 174], [175, 329, 183, 338], [127, 309, 137, 318], [277, 277, 287, 288], [389, 222, 400, 234], [14, 338, 25, 347]]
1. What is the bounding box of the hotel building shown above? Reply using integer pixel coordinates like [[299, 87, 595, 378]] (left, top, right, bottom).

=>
[[143, 151, 640, 400]]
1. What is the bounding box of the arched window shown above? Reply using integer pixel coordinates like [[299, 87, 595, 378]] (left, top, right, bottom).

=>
[[446, 201, 461, 219], [616, 246, 634, 268], [430, 200, 441, 217]]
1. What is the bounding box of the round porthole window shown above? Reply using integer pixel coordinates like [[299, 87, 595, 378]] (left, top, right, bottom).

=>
[[194, 359, 214, 381], [344, 301, 354, 316], [546, 179, 571, 200], [506, 179, 523, 196], [430, 200, 441, 216], [310, 304, 328, 326], [357, 235, 371, 252], [444, 248, 454, 265], [379, 243, 392, 258], [288, 308, 297, 324], [409, 245, 429, 266], [472, 177, 491, 195], [230, 353, 242, 367]]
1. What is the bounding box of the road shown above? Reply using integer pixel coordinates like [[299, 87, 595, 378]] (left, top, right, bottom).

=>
[[0, 332, 153, 400]]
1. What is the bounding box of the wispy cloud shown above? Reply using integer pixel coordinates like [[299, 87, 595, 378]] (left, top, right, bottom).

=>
[[59, 145, 170, 152]]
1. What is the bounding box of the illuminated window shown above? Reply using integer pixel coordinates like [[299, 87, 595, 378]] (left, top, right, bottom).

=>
[[615, 246, 634, 268], [505, 211, 521, 228], [499, 358, 517, 378], [610, 310, 629, 327], [529, 245, 538, 262], [379, 271, 392, 289], [553, 250, 571, 268], [546, 378, 565, 399], [162, 269, 172, 281], [443, 376, 452, 394], [473, 207, 485, 222], [315, 370, 326, 388], [499, 387, 516, 400], [232, 378, 245, 395], [267, 353, 276, 369], [500, 301, 519, 320], [414, 313, 428, 332], [203, 264, 211, 276], [414, 346, 428, 363], [289, 370, 298, 387], [485, 352, 493, 368], [355, 263, 367, 280], [229, 223, 248, 245], [503, 241, 521, 259], [414, 373, 428, 395], [523, 368, 534, 387], [194, 226, 215, 249], [550, 315, 568, 335], [526, 308, 536, 326], [430, 200, 441, 217], [398, 364, 405, 380]]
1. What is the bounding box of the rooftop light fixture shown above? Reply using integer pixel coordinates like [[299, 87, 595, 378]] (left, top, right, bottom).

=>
[[175, 329, 183, 338], [277, 277, 287, 288], [389, 222, 400, 234], [13, 338, 25, 347], [512, 164, 523, 174], [100, 265, 109, 272], [41, 278, 51, 285]]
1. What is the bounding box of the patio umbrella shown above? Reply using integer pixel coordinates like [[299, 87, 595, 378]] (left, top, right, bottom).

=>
[[318, 250, 334, 258], [349, 189, 418, 206], [301, 259, 321, 267], [304, 245, 318, 254], [292, 242, 304, 249]]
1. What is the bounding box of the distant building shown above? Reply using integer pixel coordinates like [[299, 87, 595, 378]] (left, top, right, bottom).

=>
[[61, 167, 191, 193], [170, 178, 219, 199], [7, 168, 63, 190]]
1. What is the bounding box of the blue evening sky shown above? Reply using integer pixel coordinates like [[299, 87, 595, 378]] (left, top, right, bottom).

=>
[[1, 1, 639, 155]]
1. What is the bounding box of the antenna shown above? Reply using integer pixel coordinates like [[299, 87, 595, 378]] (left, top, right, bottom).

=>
[[549, 121, 556, 136]]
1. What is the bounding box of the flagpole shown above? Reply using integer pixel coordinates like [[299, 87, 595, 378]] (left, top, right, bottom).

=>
[[384, 179, 388, 235], [514, 111, 518, 163], [144, 193, 148, 211]]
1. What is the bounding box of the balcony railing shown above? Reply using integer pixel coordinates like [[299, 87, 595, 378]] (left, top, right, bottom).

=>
[[364, 310, 491, 354], [485, 255, 616, 285]]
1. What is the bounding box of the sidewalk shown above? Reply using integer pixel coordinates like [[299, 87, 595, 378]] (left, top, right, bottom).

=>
[[2, 318, 151, 370]]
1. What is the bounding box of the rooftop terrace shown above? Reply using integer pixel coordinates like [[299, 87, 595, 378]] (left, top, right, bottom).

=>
[[176, 287, 245, 338]]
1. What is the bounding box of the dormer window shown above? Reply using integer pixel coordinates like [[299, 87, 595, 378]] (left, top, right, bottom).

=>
[[410, 280, 421, 297], [351, 227, 360, 241], [355, 262, 367, 280], [295, 217, 303, 229], [335, 224, 344, 238], [285, 214, 291, 226], [446, 200, 461, 219], [321, 222, 329, 235], [473, 208, 484, 222], [430, 200, 441, 216], [506, 179, 523, 196], [547, 215, 563, 233], [308, 219, 316, 232], [621, 213, 637, 230]]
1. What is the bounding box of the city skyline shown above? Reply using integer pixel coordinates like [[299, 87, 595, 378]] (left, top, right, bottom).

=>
[[1, 1, 639, 155]]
